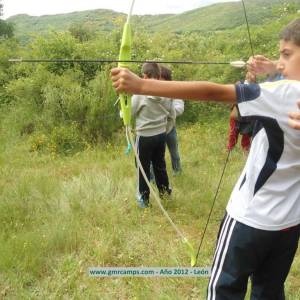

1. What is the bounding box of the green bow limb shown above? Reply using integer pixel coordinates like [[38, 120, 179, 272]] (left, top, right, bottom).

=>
[[118, 2, 134, 126]]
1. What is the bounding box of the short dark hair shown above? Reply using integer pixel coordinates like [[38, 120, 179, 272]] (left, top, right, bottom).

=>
[[279, 18, 300, 46], [160, 66, 172, 81], [142, 62, 160, 79]]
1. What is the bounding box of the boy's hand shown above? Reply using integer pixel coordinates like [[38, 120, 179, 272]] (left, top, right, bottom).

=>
[[111, 67, 142, 94], [288, 100, 300, 130], [247, 55, 277, 76], [245, 71, 256, 83]]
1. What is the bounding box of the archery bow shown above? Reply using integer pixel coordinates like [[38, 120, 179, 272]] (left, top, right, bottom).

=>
[[118, 0, 197, 267]]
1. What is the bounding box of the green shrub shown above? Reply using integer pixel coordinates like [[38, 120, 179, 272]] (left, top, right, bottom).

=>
[[30, 124, 86, 156], [48, 124, 86, 155]]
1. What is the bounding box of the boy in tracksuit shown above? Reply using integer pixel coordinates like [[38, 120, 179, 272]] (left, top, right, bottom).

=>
[[132, 62, 174, 208], [112, 18, 300, 300]]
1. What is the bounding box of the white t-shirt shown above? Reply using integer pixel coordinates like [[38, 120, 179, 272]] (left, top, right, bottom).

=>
[[226, 80, 300, 231]]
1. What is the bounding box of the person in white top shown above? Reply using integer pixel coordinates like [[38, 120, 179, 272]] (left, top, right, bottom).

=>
[[111, 18, 300, 300], [160, 66, 184, 175]]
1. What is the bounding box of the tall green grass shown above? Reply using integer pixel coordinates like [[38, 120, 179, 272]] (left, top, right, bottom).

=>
[[0, 119, 299, 299]]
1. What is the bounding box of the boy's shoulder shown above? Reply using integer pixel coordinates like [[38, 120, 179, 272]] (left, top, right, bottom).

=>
[[237, 80, 300, 102], [260, 79, 300, 90], [260, 80, 300, 101]]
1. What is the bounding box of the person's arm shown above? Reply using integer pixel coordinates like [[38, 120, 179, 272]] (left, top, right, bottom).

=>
[[230, 105, 239, 120], [131, 95, 139, 117], [288, 100, 300, 130], [166, 100, 176, 134], [111, 68, 236, 103]]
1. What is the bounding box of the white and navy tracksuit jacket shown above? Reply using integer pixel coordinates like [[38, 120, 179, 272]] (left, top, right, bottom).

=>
[[208, 81, 300, 300]]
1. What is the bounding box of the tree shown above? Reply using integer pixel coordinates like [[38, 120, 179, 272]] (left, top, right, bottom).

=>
[[0, 20, 14, 38], [0, 1, 14, 39], [68, 23, 93, 42]]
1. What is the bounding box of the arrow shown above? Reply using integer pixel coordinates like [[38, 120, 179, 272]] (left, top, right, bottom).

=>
[[8, 58, 247, 68]]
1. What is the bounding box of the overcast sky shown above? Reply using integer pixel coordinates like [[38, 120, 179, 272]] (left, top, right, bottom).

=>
[[2, 0, 240, 19]]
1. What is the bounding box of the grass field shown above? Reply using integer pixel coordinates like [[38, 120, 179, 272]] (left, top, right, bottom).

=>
[[0, 119, 299, 299]]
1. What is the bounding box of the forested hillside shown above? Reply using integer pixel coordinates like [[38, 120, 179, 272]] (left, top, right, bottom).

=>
[[7, 0, 300, 40]]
